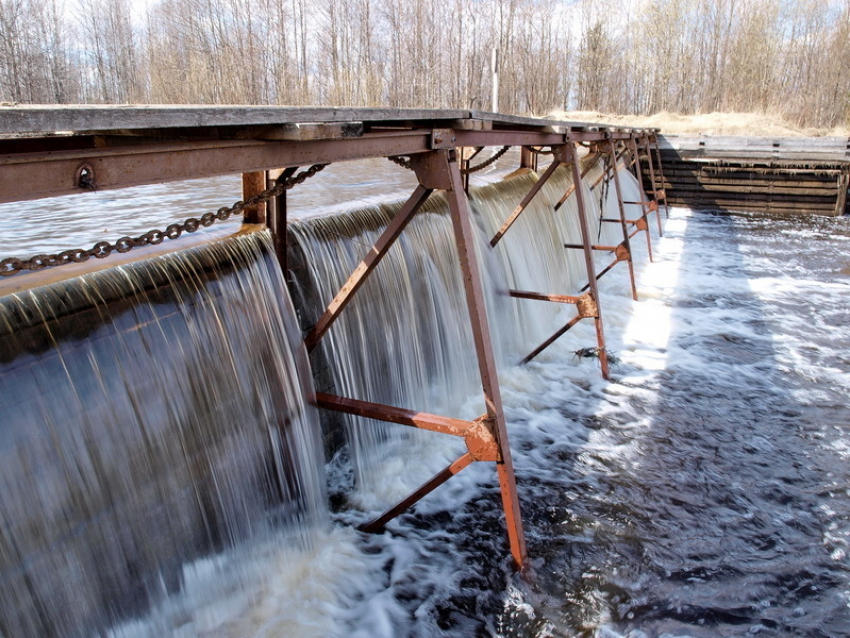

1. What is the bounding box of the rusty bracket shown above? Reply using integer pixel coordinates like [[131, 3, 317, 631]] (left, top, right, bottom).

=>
[[588, 141, 606, 155], [411, 149, 456, 189], [552, 144, 572, 164], [576, 292, 599, 318], [430, 129, 457, 150], [466, 415, 501, 462], [634, 216, 649, 232], [615, 243, 631, 262], [315, 392, 501, 462]]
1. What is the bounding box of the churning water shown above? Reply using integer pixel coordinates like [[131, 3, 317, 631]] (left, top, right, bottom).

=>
[[0, 152, 848, 637]]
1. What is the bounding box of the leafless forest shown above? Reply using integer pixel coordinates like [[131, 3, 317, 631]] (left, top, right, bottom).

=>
[[1, 0, 849, 128]]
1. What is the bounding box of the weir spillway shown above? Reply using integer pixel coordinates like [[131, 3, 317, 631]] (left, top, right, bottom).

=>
[[0, 106, 669, 636]]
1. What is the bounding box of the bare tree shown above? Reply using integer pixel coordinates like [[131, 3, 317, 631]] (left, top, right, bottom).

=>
[[2, 0, 849, 129]]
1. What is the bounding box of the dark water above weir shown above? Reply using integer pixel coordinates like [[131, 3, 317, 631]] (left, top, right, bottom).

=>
[[0, 154, 847, 637]]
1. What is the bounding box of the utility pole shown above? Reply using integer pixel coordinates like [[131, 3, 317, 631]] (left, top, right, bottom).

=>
[[491, 47, 499, 113]]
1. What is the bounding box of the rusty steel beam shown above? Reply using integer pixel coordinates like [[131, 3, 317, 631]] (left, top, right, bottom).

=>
[[563, 243, 619, 252], [641, 132, 664, 237], [490, 159, 561, 247], [360, 453, 476, 533], [522, 315, 583, 364], [315, 392, 499, 462], [566, 143, 610, 379], [453, 130, 564, 148], [509, 289, 581, 304], [519, 146, 537, 171], [0, 131, 443, 204], [606, 138, 639, 301], [242, 171, 267, 224], [267, 166, 299, 278], [579, 254, 625, 292], [315, 392, 475, 438], [442, 149, 528, 571], [304, 184, 433, 352]]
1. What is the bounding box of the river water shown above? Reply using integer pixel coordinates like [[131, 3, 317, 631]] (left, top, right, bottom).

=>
[[0, 157, 848, 637]]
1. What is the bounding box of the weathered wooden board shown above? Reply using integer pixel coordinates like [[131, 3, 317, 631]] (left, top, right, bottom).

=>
[[0, 105, 639, 137], [652, 135, 850, 217]]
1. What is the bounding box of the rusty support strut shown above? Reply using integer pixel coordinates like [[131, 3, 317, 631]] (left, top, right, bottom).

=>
[[562, 138, 637, 301], [565, 142, 609, 379], [491, 158, 561, 247], [443, 148, 528, 569], [648, 132, 670, 218], [640, 132, 664, 237], [517, 143, 610, 379], [307, 149, 528, 571], [624, 136, 655, 262]]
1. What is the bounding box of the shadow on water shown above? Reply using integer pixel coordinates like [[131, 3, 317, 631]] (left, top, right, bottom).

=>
[[516, 211, 850, 637]]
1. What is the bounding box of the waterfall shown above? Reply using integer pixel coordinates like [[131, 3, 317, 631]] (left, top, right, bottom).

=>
[[0, 230, 327, 638], [288, 157, 642, 504], [0, 152, 646, 636]]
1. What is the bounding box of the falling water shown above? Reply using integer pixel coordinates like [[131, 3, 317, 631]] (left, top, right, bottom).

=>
[[0, 230, 327, 638], [287, 157, 644, 504], [0, 153, 649, 636]]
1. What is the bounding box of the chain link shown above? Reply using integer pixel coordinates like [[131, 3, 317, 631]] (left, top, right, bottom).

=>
[[0, 164, 327, 278], [524, 146, 555, 156], [387, 145, 512, 175], [463, 145, 511, 174], [387, 155, 413, 171]]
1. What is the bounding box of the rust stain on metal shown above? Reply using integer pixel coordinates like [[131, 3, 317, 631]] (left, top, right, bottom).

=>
[[576, 292, 599, 318]]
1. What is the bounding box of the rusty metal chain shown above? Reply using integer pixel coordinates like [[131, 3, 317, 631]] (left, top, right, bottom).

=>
[[525, 146, 555, 156], [387, 145, 511, 176], [0, 164, 327, 278], [387, 156, 413, 171], [463, 146, 511, 174]]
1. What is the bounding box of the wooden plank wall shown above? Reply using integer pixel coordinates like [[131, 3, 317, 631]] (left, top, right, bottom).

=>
[[648, 135, 850, 216]]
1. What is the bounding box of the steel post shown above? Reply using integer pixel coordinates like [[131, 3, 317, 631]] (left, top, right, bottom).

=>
[[649, 132, 671, 217], [565, 142, 610, 380], [242, 171, 267, 224], [607, 138, 638, 300], [267, 167, 298, 281], [442, 149, 528, 571], [629, 136, 655, 263], [641, 132, 664, 236]]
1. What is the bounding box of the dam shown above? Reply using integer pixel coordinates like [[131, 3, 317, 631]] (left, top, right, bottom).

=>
[[0, 107, 848, 637]]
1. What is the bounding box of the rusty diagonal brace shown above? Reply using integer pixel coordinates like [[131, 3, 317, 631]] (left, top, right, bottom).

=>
[[565, 136, 639, 301], [553, 152, 601, 212], [315, 393, 500, 462], [305, 148, 528, 569], [490, 158, 562, 247], [520, 291, 598, 364]]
